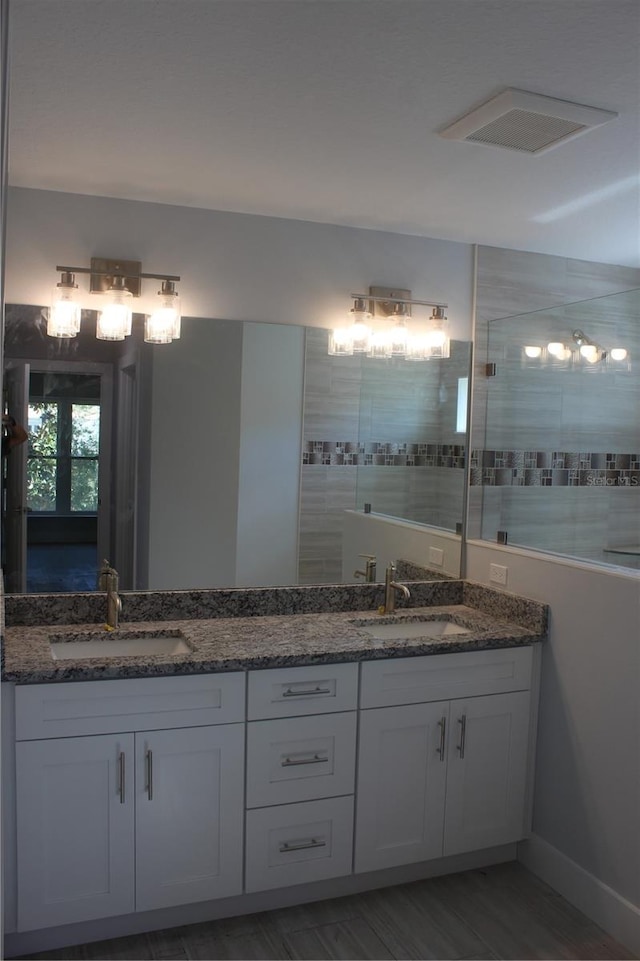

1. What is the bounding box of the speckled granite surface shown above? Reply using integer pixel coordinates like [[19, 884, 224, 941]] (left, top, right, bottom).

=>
[[2, 582, 547, 684], [395, 559, 454, 581], [3, 581, 463, 626]]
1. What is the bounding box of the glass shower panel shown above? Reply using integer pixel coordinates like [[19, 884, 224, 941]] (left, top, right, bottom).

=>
[[355, 340, 470, 532], [480, 289, 640, 570]]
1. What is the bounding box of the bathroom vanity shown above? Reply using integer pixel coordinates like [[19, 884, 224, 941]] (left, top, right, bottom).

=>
[[1, 579, 547, 956]]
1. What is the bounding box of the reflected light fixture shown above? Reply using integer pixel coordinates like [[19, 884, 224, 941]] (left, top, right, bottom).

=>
[[49, 258, 182, 344], [329, 287, 449, 361], [48, 271, 81, 338], [572, 329, 605, 364]]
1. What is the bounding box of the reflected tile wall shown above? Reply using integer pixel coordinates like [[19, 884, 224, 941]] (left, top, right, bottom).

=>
[[469, 246, 640, 557]]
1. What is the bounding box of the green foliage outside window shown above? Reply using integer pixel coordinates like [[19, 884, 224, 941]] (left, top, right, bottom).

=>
[[27, 402, 100, 512]]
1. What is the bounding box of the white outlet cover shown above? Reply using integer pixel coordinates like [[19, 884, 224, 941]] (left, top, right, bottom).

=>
[[428, 547, 444, 567]]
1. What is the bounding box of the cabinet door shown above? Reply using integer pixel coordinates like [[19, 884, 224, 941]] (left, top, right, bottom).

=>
[[354, 702, 448, 873], [16, 733, 135, 930], [444, 691, 531, 856], [135, 723, 244, 911]]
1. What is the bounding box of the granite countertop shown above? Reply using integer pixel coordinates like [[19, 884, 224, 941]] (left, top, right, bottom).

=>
[[1, 596, 546, 684]]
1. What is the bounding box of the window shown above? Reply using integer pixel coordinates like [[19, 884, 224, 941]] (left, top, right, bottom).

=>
[[27, 374, 101, 514]]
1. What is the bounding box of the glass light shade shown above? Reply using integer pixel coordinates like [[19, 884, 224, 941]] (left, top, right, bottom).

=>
[[368, 328, 393, 359], [48, 281, 81, 338], [547, 342, 566, 357], [405, 333, 429, 361], [145, 287, 181, 344], [425, 307, 450, 359], [580, 344, 599, 363], [328, 327, 354, 356], [348, 320, 369, 353], [610, 347, 628, 361], [390, 320, 409, 357], [524, 345, 542, 358], [97, 285, 133, 341]]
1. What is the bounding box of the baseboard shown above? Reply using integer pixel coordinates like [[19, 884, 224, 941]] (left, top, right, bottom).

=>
[[4, 843, 516, 957], [518, 834, 640, 957]]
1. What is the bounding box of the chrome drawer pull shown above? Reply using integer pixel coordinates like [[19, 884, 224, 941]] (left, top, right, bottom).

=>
[[281, 752, 329, 767], [457, 715, 467, 759], [437, 716, 446, 762], [282, 686, 332, 698], [118, 751, 125, 803], [146, 749, 153, 800], [279, 837, 327, 853]]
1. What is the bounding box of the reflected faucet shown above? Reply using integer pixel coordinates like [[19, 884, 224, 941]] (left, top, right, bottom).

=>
[[354, 554, 377, 583], [98, 560, 122, 630], [384, 562, 411, 614]]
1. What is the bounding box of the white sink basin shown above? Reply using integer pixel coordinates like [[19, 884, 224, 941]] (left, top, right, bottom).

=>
[[355, 618, 471, 641], [50, 630, 192, 660]]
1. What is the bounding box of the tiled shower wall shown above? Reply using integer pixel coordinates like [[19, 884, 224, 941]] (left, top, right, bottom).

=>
[[298, 328, 469, 583], [470, 246, 640, 567]]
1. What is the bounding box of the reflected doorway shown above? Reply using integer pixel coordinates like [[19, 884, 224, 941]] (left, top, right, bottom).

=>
[[3, 362, 112, 592]]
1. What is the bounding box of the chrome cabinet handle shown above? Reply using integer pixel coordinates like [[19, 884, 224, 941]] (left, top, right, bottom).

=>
[[279, 837, 327, 853], [118, 751, 125, 803], [281, 752, 329, 767], [282, 686, 331, 698], [457, 715, 467, 759], [437, 716, 447, 762], [146, 749, 153, 800]]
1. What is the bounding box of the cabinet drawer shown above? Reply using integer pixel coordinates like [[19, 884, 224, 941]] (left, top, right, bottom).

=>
[[15, 673, 246, 739], [247, 663, 358, 719], [360, 647, 533, 709], [246, 711, 356, 808], [245, 795, 354, 892]]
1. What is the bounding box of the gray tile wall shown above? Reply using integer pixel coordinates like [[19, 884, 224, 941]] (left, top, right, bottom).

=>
[[298, 329, 470, 583], [471, 246, 640, 566]]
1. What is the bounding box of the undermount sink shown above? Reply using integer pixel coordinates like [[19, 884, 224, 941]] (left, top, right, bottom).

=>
[[49, 630, 193, 660], [353, 616, 471, 641]]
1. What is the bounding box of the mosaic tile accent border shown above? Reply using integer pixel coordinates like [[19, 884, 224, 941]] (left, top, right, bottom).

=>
[[470, 450, 640, 487], [303, 441, 466, 468]]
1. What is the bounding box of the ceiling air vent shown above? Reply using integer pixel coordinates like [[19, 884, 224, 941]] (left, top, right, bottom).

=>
[[438, 88, 618, 155]]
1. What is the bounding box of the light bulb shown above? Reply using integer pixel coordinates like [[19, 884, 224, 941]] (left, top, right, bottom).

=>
[[368, 328, 392, 359], [610, 348, 628, 361], [547, 342, 565, 357], [48, 272, 81, 338], [524, 345, 542, 358], [405, 333, 429, 361], [390, 320, 409, 357], [97, 278, 133, 341]]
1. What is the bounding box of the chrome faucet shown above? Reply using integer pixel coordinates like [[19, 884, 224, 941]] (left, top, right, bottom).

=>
[[98, 560, 122, 630], [384, 562, 411, 614], [354, 553, 377, 583]]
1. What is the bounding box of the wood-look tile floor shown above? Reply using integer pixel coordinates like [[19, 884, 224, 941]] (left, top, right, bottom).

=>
[[15, 862, 637, 961]]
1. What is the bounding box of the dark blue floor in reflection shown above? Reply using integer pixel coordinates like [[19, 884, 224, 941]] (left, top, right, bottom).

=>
[[27, 545, 97, 592]]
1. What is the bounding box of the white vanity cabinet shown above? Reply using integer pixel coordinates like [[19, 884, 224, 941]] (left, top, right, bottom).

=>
[[355, 648, 534, 873], [13, 673, 245, 930], [245, 662, 358, 892]]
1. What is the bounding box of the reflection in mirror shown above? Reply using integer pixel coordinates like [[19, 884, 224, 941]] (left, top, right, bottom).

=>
[[2, 305, 471, 593]]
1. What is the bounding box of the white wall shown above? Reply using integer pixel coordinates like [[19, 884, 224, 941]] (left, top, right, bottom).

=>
[[236, 322, 304, 586], [4, 187, 474, 339], [343, 511, 462, 581], [466, 540, 640, 951], [147, 317, 243, 589]]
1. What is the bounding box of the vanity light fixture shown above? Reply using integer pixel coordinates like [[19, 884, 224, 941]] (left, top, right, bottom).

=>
[[49, 258, 182, 344], [328, 287, 449, 361]]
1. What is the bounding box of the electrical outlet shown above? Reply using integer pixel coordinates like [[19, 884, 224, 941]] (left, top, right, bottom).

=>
[[490, 563, 508, 586], [428, 547, 444, 567]]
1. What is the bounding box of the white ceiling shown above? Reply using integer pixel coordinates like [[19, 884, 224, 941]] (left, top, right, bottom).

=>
[[7, 0, 640, 267]]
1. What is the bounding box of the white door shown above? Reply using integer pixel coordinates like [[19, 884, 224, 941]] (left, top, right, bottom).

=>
[[135, 723, 245, 911], [16, 733, 135, 930], [3, 361, 29, 592], [354, 701, 449, 873], [443, 690, 531, 856]]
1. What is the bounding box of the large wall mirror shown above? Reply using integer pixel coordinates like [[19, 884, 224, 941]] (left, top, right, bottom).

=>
[[2, 304, 471, 593]]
